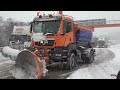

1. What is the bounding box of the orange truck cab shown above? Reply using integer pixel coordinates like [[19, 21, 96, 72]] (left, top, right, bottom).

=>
[[29, 12, 95, 70]]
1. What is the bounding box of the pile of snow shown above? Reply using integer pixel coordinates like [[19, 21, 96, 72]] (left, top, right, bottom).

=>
[[2, 46, 20, 61], [0, 53, 10, 60], [11, 67, 37, 79]]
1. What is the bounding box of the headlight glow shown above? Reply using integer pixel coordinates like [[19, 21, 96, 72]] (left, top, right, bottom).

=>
[[40, 40, 44, 44]]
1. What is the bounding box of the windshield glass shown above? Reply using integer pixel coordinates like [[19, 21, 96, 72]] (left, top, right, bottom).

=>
[[34, 20, 60, 35], [35, 22, 42, 33], [10, 35, 27, 43], [10, 35, 19, 41], [20, 35, 27, 42]]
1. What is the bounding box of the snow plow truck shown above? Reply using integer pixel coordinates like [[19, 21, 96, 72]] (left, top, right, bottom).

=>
[[11, 11, 95, 79]]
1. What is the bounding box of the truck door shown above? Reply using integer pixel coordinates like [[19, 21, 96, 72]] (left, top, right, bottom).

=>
[[55, 20, 73, 47], [63, 20, 74, 47]]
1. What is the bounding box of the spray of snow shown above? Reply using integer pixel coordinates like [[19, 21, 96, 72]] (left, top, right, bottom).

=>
[[9, 50, 48, 79], [2, 46, 20, 61], [0, 60, 14, 66], [11, 60, 48, 79], [11, 66, 38, 79]]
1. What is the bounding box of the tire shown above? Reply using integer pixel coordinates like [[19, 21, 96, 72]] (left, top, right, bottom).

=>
[[117, 71, 120, 79], [86, 51, 94, 64], [67, 53, 77, 70]]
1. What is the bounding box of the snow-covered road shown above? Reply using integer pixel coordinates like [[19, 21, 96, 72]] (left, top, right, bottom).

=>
[[67, 45, 120, 79], [0, 53, 15, 79], [0, 44, 120, 79]]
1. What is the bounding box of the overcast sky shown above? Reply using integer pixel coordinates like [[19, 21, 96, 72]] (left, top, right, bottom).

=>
[[0, 11, 120, 22]]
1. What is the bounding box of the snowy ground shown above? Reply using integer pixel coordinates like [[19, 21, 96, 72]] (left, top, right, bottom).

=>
[[0, 53, 15, 79], [67, 44, 120, 79]]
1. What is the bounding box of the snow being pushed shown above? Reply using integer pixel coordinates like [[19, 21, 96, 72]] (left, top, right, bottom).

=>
[[2, 46, 20, 61]]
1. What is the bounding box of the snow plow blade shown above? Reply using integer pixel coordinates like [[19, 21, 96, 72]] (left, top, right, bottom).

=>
[[11, 50, 43, 79]]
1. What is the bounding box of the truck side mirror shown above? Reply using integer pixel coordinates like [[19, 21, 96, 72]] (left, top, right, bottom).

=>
[[28, 36, 31, 41], [30, 25, 32, 33], [30, 22, 33, 33], [9, 37, 12, 41]]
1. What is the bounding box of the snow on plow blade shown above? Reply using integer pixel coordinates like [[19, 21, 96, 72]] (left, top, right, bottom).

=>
[[11, 50, 43, 79]]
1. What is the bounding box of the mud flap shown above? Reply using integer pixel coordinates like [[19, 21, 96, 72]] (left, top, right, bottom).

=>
[[11, 50, 48, 79]]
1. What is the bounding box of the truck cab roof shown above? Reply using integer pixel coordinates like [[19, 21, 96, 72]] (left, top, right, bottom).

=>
[[12, 26, 30, 35]]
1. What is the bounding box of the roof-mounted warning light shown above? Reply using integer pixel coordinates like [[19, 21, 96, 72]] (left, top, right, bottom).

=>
[[37, 12, 45, 18], [52, 11, 59, 16], [49, 14, 53, 18]]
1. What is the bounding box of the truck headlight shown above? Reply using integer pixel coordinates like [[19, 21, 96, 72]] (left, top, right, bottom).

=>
[[40, 40, 44, 44]]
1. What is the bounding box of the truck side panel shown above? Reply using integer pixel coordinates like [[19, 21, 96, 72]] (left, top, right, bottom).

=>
[[76, 29, 92, 42]]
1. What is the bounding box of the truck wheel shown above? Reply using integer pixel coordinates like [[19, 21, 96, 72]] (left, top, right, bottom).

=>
[[117, 71, 120, 79], [86, 51, 94, 64], [67, 53, 77, 70]]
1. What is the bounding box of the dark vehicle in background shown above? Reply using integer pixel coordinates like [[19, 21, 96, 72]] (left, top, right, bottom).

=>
[[94, 37, 108, 48]]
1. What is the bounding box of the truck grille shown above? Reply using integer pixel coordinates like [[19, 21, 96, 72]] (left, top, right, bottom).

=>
[[35, 40, 54, 46]]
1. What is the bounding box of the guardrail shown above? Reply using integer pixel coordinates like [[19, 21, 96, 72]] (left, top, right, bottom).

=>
[[106, 20, 120, 24], [75, 19, 120, 26]]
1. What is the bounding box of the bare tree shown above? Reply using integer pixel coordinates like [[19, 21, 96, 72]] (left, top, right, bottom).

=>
[[0, 16, 28, 47], [4, 18, 14, 46], [0, 17, 5, 46]]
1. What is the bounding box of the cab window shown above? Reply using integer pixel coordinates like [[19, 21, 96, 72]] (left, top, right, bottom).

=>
[[63, 20, 72, 33]]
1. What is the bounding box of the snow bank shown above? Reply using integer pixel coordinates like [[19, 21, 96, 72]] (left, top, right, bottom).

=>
[[2, 46, 20, 61], [0, 53, 9, 60]]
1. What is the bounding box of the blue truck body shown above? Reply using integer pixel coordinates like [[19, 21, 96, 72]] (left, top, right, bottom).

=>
[[76, 29, 93, 43]]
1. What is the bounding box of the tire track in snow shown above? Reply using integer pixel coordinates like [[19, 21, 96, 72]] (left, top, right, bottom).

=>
[[96, 62, 119, 79], [68, 48, 116, 79], [88, 48, 116, 79], [87, 64, 111, 79], [94, 48, 115, 64]]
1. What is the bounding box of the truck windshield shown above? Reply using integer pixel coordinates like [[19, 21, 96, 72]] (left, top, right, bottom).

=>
[[10, 35, 27, 43], [34, 20, 60, 35]]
